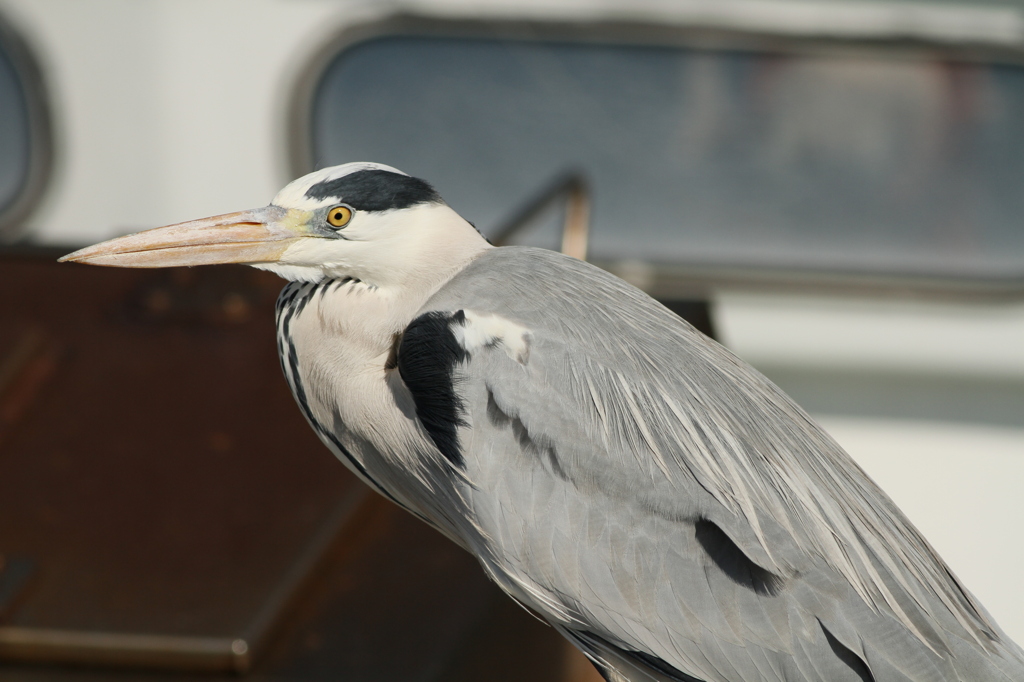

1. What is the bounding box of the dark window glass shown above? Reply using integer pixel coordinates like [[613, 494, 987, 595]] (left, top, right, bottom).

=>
[[310, 32, 1024, 280]]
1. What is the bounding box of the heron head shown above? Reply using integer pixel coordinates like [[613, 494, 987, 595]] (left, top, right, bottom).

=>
[[60, 162, 487, 284]]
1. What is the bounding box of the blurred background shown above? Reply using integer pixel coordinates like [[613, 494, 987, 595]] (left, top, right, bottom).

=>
[[0, 0, 1022, 679]]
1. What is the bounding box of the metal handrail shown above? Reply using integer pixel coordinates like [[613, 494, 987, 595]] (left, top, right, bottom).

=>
[[491, 172, 591, 261]]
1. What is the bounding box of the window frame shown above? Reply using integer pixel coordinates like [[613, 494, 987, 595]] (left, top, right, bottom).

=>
[[0, 12, 52, 242], [288, 12, 1024, 301]]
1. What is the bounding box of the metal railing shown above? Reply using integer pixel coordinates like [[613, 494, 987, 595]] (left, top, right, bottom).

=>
[[491, 172, 591, 262]]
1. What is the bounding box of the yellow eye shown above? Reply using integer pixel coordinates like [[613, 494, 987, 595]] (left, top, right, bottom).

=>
[[327, 204, 353, 228]]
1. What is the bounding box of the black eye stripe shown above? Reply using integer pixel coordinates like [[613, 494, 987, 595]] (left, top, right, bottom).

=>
[[305, 170, 441, 211]]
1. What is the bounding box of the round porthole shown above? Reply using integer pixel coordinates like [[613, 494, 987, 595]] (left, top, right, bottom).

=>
[[0, 14, 51, 242], [294, 17, 1024, 291]]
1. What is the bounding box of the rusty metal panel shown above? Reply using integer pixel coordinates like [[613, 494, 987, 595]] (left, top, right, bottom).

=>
[[0, 251, 367, 672]]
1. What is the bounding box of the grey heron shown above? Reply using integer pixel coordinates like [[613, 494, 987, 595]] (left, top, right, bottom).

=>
[[62, 162, 1024, 681]]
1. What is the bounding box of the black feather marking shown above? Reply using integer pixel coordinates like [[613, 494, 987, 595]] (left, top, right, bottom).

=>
[[318, 278, 335, 300], [632, 652, 708, 682], [694, 518, 784, 596], [397, 311, 468, 469], [485, 388, 511, 428], [304, 169, 442, 211], [820, 622, 875, 682], [487, 388, 568, 481], [568, 630, 707, 682], [278, 279, 328, 321]]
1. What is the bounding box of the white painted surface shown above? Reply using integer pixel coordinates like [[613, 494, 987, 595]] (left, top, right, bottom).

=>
[[0, 0, 384, 243], [716, 292, 1024, 379], [820, 416, 1024, 644], [408, 0, 1024, 43]]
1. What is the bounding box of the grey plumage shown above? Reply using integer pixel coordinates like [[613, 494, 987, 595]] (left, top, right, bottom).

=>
[[63, 163, 1024, 682], [278, 246, 1024, 681], [401, 248, 1023, 681]]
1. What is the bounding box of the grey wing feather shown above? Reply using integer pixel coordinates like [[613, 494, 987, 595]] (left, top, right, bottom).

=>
[[418, 247, 1024, 682]]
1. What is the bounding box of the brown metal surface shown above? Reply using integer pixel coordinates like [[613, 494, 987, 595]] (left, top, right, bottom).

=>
[[0, 323, 59, 450], [0, 557, 34, 622], [1, 496, 602, 682], [0, 253, 364, 671], [0, 250, 604, 680]]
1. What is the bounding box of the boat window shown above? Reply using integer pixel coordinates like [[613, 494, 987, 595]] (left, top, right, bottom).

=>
[[302, 24, 1024, 290], [0, 19, 49, 239]]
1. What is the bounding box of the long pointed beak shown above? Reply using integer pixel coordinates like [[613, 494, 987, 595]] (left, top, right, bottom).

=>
[[59, 205, 312, 268]]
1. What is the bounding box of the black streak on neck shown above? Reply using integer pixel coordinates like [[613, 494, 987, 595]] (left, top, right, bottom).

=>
[[276, 281, 407, 509]]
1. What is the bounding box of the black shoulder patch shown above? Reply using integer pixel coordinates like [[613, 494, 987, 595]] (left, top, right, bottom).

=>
[[397, 310, 468, 468], [305, 169, 442, 211], [694, 518, 784, 596]]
